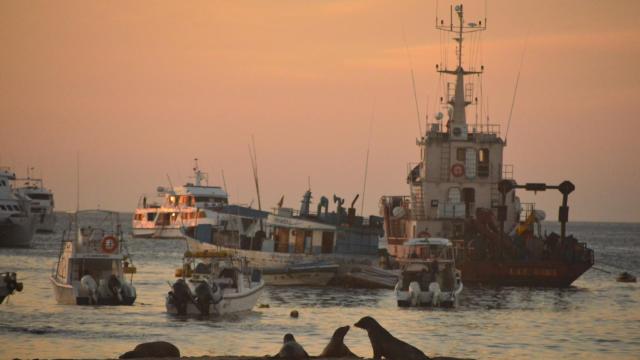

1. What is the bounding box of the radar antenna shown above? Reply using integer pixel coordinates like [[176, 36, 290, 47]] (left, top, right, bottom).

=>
[[435, 3, 486, 132]]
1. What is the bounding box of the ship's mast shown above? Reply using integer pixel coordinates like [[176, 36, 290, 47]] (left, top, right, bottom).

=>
[[192, 158, 207, 186], [436, 4, 486, 133]]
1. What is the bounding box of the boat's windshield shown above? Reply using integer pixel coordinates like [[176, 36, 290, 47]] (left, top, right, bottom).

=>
[[406, 244, 453, 261]]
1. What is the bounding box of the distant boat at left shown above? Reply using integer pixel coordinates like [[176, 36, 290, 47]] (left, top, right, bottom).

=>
[[15, 168, 56, 233], [0, 167, 35, 247], [0, 272, 24, 304]]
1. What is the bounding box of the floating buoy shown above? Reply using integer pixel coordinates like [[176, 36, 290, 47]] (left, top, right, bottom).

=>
[[290, 310, 299, 318]]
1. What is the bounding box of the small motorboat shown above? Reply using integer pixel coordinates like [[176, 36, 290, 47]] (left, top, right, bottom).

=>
[[50, 210, 137, 305], [395, 238, 463, 307], [166, 250, 265, 316], [0, 272, 23, 304]]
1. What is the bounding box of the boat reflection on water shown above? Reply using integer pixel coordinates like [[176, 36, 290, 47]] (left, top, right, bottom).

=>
[[458, 285, 588, 312]]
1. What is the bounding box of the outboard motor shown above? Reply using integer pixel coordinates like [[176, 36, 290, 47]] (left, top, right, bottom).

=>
[[108, 275, 123, 304], [120, 282, 136, 303], [80, 274, 98, 304], [428, 282, 442, 307], [408, 281, 421, 306], [194, 281, 222, 315], [171, 279, 194, 315]]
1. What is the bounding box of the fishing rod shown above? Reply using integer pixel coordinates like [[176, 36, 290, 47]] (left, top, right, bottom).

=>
[[402, 27, 423, 137], [360, 100, 375, 216]]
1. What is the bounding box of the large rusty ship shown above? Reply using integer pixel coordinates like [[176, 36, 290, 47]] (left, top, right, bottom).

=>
[[380, 4, 593, 287]]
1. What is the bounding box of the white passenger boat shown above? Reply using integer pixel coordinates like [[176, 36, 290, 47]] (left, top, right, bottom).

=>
[[0, 272, 24, 304], [132, 159, 260, 239], [395, 238, 463, 307], [15, 169, 56, 233], [0, 167, 35, 248], [166, 250, 264, 316], [50, 210, 137, 305]]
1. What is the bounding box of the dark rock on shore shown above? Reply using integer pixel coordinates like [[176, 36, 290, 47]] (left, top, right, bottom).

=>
[[119, 341, 181, 359]]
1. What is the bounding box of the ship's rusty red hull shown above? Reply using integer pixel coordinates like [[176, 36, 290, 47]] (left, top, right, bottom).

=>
[[459, 259, 593, 287], [387, 237, 594, 287]]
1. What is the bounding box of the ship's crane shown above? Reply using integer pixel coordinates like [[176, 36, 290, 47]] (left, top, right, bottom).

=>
[[497, 180, 575, 242]]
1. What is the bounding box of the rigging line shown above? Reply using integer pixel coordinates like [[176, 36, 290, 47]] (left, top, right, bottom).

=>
[[486, 95, 490, 127], [221, 169, 228, 195], [76, 152, 80, 212], [505, 30, 530, 142], [479, 70, 484, 128], [424, 95, 430, 132], [468, 31, 475, 69], [360, 100, 375, 216], [248, 136, 262, 212], [402, 27, 423, 137]]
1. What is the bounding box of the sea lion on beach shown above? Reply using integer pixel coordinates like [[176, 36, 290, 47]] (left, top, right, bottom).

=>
[[276, 333, 309, 359], [354, 316, 429, 360], [119, 341, 180, 358], [319, 325, 359, 358]]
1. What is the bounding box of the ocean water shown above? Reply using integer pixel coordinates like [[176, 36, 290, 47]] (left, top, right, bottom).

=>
[[1, 214, 638, 359]]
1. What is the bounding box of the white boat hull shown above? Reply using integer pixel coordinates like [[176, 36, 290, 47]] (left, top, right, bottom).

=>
[[132, 227, 184, 239], [395, 282, 463, 308], [166, 282, 264, 316], [50, 277, 136, 306], [50, 278, 77, 305]]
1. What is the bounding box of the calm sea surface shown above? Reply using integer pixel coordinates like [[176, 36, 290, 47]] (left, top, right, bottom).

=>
[[1, 214, 638, 359]]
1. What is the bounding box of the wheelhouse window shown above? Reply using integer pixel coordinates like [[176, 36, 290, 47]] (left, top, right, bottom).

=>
[[479, 148, 489, 163], [448, 187, 461, 203], [478, 148, 490, 178]]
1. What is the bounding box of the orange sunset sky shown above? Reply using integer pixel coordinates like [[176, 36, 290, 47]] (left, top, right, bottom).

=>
[[1, 0, 639, 222]]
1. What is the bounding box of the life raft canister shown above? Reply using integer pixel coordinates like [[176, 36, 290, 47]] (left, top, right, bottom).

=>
[[417, 231, 431, 238], [451, 163, 465, 177], [101, 236, 119, 253]]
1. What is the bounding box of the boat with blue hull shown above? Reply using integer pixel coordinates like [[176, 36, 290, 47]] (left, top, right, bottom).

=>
[[185, 191, 399, 288]]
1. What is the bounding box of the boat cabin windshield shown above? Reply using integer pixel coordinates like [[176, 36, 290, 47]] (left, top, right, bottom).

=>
[[406, 244, 454, 261], [187, 256, 241, 288]]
